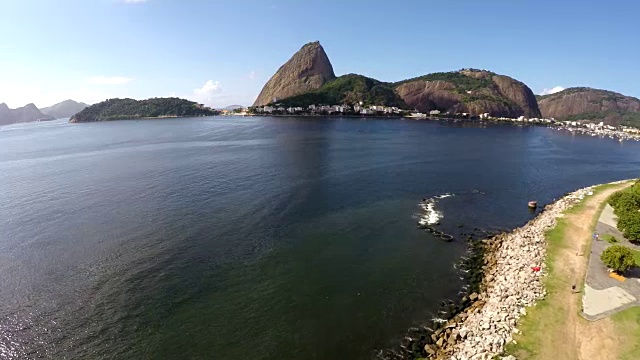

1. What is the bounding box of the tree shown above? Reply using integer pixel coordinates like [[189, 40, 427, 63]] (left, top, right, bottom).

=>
[[601, 245, 636, 273]]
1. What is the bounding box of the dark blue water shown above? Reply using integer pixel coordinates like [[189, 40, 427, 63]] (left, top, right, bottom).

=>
[[1, 117, 638, 359]]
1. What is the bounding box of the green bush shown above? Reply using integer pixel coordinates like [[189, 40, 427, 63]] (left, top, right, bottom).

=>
[[609, 182, 640, 242], [621, 214, 640, 241], [603, 234, 618, 244], [601, 245, 636, 273]]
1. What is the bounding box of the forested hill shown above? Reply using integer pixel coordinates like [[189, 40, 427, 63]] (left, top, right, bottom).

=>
[[69, 98, 218, 123], [273, 74, 408, 108]]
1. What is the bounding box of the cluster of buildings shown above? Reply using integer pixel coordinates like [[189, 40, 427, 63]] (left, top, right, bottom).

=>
[[236, 105, 640, 141], [553, 121, 640, 141], [251, 103, 405, 116]]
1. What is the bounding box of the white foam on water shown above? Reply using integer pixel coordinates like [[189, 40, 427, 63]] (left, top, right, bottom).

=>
[[418, 193, 454, 226], [431, 317, 447, 324]]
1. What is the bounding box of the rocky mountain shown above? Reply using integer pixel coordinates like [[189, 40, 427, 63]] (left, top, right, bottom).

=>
[[538, 87, 640, 126], [256, 43, 540, 118], [70, 97, 218, 123], [0, 103, 54, 126], [41, 99, 89, 119], [253, 41, 336, 106], [395, 69, 541, 118]]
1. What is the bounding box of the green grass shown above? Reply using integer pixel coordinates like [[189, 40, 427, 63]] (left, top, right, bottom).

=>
[[504, 218, 569, 358], [603, 234, 619, 243], [565, 182, 625, 215], [629, 248, 640, 266], [612, 307, 640, 360]]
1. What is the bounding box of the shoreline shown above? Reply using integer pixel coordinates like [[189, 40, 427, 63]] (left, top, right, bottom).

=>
[[399, 179, 632, 360], [243, 114, 640, 141], [68, 114, 214, 123]]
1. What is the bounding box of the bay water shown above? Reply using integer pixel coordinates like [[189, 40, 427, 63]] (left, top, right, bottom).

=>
[[1, 117, 639, 359]]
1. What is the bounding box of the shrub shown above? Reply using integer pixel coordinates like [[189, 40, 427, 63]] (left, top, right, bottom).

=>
[[601, 245, 636, 273], [616, 210, 640, 241], [609, 182, 640, 242], [603, 234, 618, 243]]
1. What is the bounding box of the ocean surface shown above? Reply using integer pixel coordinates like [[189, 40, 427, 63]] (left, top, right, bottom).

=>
[[1, 116, 639, 359]]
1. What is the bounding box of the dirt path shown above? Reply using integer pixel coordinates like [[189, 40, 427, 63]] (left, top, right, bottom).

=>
[[535, 184, 629, 360]]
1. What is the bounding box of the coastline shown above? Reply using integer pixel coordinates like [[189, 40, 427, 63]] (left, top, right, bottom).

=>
[[408, 180, 633, 360], [243, 114, 640, 141], [68, 114, 214, 123]]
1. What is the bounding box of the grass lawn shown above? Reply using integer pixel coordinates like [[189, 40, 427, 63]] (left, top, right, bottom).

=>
[[612, 307, 640, 360], [503, 219, 568, 358], [631, 248, 640, 266]]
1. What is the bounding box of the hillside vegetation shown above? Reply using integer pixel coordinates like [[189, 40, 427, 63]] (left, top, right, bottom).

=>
[[273, 74, 407, 108], [70, 98, 218, 123], [394, 70, 494, 93]]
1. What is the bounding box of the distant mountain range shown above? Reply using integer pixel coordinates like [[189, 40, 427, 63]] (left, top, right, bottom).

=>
[[41, 100, 89, 120], [0, 103, 53, 126], [218, 105, 244, 111], [0, 100, 88, 126], [254, 41, 640, 126]]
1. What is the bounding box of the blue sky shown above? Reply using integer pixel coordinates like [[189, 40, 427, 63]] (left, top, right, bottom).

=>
[[0, 0, 638, 108]]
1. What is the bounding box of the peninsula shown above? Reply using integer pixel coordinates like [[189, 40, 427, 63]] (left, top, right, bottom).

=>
[[252, 41, 540, 119], [69, 97, 219, 123], [252, 41, 640, 129]]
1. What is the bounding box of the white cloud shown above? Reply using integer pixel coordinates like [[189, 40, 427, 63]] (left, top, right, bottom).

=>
[[194, 80, 221, 95], [539, 86, 565, 95], [248, 71, 256, 80], [189, 80, 226, 107], [87, 76, 133, 85]]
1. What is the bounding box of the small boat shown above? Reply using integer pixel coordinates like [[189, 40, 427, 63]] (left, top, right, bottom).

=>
[[528, 201, 538, 209]]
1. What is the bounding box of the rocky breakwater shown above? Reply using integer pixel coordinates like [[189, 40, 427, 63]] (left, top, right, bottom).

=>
[[425, 186, 599, 360]]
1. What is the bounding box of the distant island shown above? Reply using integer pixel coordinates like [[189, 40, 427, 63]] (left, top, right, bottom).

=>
[[69, 98, 219, 123]]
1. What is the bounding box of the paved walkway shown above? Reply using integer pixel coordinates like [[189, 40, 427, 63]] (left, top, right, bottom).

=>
[[582, 204, 640, 320]]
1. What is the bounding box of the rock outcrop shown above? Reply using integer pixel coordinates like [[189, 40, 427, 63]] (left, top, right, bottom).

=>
[[253, 41, 336, 106], [0, 102, 54, 126], [538, 87, 640, 126], [41, 99, 89, 119], [395, 69, 541, 118]]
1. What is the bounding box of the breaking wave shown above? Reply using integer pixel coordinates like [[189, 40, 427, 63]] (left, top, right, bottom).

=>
[[417, 193, 454, 226]]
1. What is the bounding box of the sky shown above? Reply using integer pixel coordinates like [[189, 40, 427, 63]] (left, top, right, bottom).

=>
[[0, 0, 639, 108]]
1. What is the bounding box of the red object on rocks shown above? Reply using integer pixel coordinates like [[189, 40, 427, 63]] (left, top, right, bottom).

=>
[[532, 266, 541, 272]]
